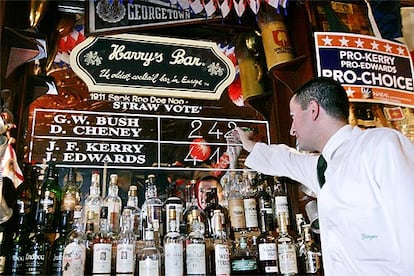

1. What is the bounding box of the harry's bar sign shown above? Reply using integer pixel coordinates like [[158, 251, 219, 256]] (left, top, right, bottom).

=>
[[70, 34, 236, 100], [88, 0, 216, 34]]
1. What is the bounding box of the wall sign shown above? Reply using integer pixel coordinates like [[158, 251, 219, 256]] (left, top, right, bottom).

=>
[[29, 109, 269, 171], [315, 32, 414, 108], [70, 34, 236, 100], [87, 0, 216, 34]]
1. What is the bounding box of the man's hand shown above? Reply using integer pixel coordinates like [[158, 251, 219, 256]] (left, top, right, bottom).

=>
[[233, 127, 256, 152]]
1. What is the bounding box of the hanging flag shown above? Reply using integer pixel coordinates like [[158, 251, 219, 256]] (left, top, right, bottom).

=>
[[248, 0, 260, 15], [189, 0, 204, 14], [218, 0, 232, 18], [233, 0, 246, 17], [203, 0, 217, 16], [1, 144, 24, 188]]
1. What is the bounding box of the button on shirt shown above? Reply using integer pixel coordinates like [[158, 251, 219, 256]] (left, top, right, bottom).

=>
[[245, 125, 414, 276]]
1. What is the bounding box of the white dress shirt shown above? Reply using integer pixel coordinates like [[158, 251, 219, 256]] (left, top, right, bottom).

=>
[[245, 125, 414, 276]]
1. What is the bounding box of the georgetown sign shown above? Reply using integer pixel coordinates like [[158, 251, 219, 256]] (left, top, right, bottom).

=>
[[70, 34, 236, 100]]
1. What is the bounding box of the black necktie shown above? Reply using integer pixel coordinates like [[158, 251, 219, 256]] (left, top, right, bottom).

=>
[[317, 155, 327, 187]]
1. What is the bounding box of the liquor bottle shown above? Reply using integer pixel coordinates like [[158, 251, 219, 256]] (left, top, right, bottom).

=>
[[124, 185, 141, 240], [277, 212, 298, 275], [143, 174, 163, 240], [115, 209, 136, 275], [163, 181, 184, 237], [208, 210, 231, 276], [163, 207, 185, 276], [84, 171, 103, 235], [103, 174, 122, 234], [62, 206, 87, 275], [138, 226, 161, 276], [61, 167, 81, 214], [25, 209, 51, 275], [92, 206, 113, 275], [257, 210, 278, 275], [50, 210, 71, 275], [256, 175, 274, 233], [183, 180, 207, 236], [39, 162, 62, 234], [242, 172, 259, 233], [273, 177, 289, 227], [227, 172, 246, 236], [185, 213, 207, 276], [0, 229, 6, 275], [230, 233, 258, 275], [204, 187, 229, 238], [295, 213, 306, 274], [299, 224, 322, 275], [7, 200, 28, 275], [16, 163, 38, 230]]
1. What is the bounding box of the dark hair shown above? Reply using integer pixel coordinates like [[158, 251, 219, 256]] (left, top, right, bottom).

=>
[[294, 77, 349, 121]]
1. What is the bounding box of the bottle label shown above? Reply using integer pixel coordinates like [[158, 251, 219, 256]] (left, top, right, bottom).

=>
[[243, 198, 258, 228], [274, 196, 289, 219], [25, 250, 46, 274], [259, 243, 277, 261], [215, 244, 231, 276], [139, 258, 159, 276], [231, 258, 257, 272], [164, 243, 184, 275], [186, 243, 206, 274], [278, 243, 298, 274], [10, 246, 26, 273], [116, 243, 135, 273], [305, 251, 321, 273], [62, 193, 77, 211], [0, 256, 5, 273], [51, 246, 64, 273], [165, 203, 183, 233], [63, 242, 86, 276], [228, 198, 246, 229], [93, 243, 112, 273], [40, 190, 57, 214]]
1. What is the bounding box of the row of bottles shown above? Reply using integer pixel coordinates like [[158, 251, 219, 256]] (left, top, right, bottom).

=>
[[0, 161, 322, 275]]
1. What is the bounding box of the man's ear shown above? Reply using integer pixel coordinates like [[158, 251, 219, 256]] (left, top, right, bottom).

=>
[[309, 100, 320, 121]]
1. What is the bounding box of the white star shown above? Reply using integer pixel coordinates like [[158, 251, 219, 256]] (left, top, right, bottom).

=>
[[397, 46, 405, 55], [346, 87, 355, 97], [339, 37, 349, 46], [384, 44, 393, 52], [322, 36, 333, 46], [355, 38, 364, 48], [370, 41, 379, 50]]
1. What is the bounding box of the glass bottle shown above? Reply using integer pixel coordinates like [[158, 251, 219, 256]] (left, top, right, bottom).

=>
[[0, 229, 7, 275], [61, 167, 81, 214], [116, 209, 136, 275], [25, 209, 51, 275], [50, 210, 71, 275], [230, 233, 258, 275], [124, 185, 141, 240], [62, 206, 87, 276], [39, 162, 62, 234], [242, 172, 259, 233], [277, 212, 298, 275], [227, 172, 246, 236], [257, 210, 278, 275], [273, 177, 289, 228], [185, 212, 207, 276], [138, 226, 161, 276], [299, 224, 322, 275], [84, 171, 103, 234], [256, 175, 274, 233], [8, 201, 28, 275], [183, 180, 207, 236], [103, 174, 122, 235], [163, 207, 185, 276], [163, 181, 184, 237], [92, 206, 113, 275], [208, 210, 231, 276], [143, 174, 163, 240], [204, 187, 229, 238]]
